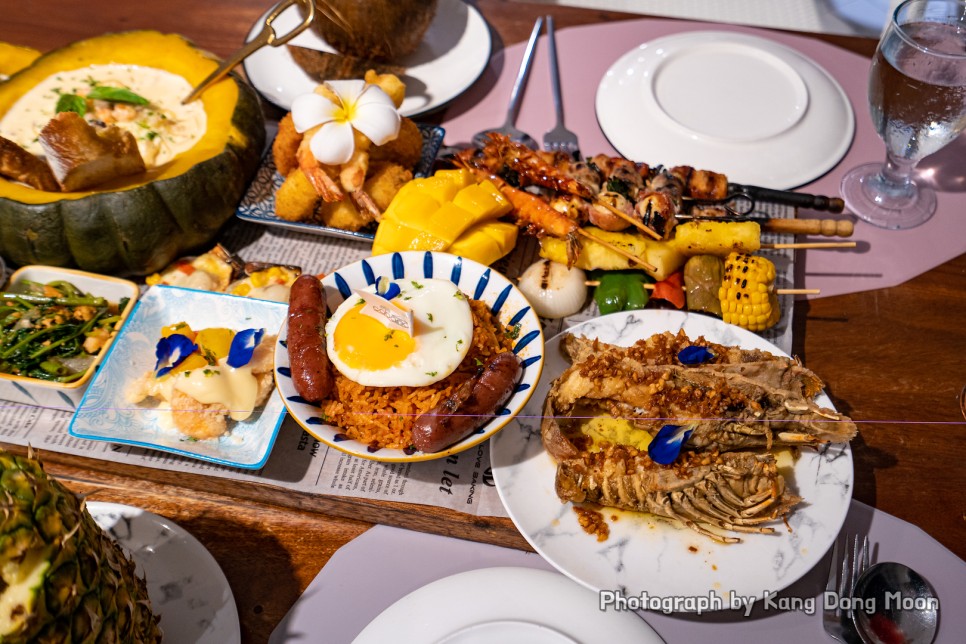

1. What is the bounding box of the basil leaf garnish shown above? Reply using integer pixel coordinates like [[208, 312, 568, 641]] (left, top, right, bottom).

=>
[[55, 94, 87, 116], [86, 86, 149, 105]]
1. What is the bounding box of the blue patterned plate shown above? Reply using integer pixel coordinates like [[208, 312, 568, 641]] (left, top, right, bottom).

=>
[[69, 286, 289, 469], [235, 124, 444, 241], [274, 251, 545, 462]]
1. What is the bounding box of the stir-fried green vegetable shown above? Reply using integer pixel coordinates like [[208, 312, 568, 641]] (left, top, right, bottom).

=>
[[0, 280, 126, 382]]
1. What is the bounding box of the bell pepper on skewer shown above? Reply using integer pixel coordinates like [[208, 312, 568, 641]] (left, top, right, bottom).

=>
[[593, 271, 651, 315], [650, 271, 686, 309]]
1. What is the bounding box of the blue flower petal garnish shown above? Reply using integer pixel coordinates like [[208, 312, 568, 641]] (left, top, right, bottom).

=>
[[678, 346, 715, 365], [154, 333, 198, 378], [227, 328, 265, 368], [375, 276, 401, 300], [648, 424, 694, 465]]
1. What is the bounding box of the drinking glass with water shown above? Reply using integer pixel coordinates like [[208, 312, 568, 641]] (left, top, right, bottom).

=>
[[840, 0, 966, 229]]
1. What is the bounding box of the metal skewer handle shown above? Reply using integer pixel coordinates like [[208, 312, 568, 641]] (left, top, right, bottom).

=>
[[183, 0, 315, 104], [728, 183, 845, 213]]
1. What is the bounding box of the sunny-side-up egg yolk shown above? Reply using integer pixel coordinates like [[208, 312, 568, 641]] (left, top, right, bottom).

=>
[[325, 278, 474, 387]]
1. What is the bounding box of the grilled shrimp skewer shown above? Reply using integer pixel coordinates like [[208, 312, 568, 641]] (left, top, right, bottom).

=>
[[454, 148, 657, 271], [484, 134, 663, 238], [477, 134, 732, 239]]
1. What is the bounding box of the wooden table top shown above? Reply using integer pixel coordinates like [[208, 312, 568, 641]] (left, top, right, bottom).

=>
[[1, 2, 963, 642]]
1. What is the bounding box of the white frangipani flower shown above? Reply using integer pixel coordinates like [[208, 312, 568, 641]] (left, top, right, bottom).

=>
[[291, 80, 401, 166]]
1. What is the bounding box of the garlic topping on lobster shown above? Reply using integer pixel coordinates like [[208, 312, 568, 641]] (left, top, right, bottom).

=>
[[541, 331, 857, 543]]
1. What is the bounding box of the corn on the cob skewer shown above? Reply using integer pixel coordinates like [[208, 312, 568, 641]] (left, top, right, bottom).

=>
[[719, 252, 781, 331]]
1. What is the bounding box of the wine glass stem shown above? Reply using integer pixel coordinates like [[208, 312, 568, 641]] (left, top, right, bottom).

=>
[[882, 153, 916, 187], [872, 152, 920, 207]]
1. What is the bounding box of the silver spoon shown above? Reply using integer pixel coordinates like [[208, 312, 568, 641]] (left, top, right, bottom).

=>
[[852, 562, 939, 644], [472, 16, 543, 150]]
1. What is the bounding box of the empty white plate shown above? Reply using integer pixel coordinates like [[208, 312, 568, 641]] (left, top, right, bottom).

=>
[[351, 567, 661, 643], [596, 31, 855, 189], [89, 502, 241, 644]]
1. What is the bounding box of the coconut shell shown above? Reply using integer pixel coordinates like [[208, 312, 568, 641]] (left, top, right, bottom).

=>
[[308, 0, 438, 62]]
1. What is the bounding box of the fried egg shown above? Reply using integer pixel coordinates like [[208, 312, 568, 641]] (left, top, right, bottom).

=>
[[325, 278, 474, 387]]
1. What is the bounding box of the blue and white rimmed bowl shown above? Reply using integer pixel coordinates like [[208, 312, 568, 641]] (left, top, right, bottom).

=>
[[274, 251, 545, 462]]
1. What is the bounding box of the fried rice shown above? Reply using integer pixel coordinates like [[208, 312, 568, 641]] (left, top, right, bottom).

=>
[[320, 299, 517, 450]]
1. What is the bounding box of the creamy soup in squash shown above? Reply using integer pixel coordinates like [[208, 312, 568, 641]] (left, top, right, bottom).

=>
[[0, 64, 207, 168]]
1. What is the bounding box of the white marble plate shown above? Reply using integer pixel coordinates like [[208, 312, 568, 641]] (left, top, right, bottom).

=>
[[242, 0, 492, 116], [491, 309, 853, 606], [88, 502, 241, 644], [596, 31, 855, 189], [352, 567, 662, 643]]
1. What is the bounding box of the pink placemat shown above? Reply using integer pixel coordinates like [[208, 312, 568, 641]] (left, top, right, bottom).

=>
[[440, 18, 966, 299], [269, 501, 964, 643]]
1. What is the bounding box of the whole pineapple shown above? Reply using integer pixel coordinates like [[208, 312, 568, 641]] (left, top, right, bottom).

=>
[[0, 449, 162, 643]]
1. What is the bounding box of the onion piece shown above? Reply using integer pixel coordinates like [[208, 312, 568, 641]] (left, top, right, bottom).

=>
[[517, 259, 588, 319]]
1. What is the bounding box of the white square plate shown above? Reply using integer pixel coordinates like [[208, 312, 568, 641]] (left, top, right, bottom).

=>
[[69, 285, 288, 469]]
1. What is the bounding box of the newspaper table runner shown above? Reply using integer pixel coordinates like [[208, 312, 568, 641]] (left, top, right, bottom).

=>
[[0, 179, 797, 519]]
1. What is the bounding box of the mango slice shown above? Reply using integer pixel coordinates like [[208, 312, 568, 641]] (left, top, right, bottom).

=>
[[449, 221, 519, 266], [194, 327, 234, 360], [452, 180, 512, 221], [372, 170, 520, 264]]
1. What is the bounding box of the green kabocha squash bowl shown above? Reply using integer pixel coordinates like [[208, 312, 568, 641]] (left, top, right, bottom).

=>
[[0, 31, 265, 276]]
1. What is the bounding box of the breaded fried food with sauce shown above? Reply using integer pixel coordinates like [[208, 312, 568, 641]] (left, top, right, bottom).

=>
[[369, 116, 422, 169], [127, 328, 277, 440], [317, 161, 412, 230], [276, 167, 322, 222], [272, 112, 301, 176]]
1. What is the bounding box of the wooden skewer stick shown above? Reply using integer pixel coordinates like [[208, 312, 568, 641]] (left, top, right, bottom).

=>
[[592, 199, 663, 240], [584, 280, 819, 295], [761, 241, 857, 250], [776, 288, 821, 295], [577, 228, 658, 272]]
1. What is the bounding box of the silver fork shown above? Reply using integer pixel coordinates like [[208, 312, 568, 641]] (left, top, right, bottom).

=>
[[823, 534, 870, 643], [542, 15, 580, 159], [472, 17, 543, 150]]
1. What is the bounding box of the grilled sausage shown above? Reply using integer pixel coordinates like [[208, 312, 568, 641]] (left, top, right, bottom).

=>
[[411, 351, 524, 453], [287, 274, 333, 404]]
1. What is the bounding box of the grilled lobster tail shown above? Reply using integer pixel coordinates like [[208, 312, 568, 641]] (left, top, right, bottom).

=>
[[542, 330, 856, 543], [555, 447, 800, 544]]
